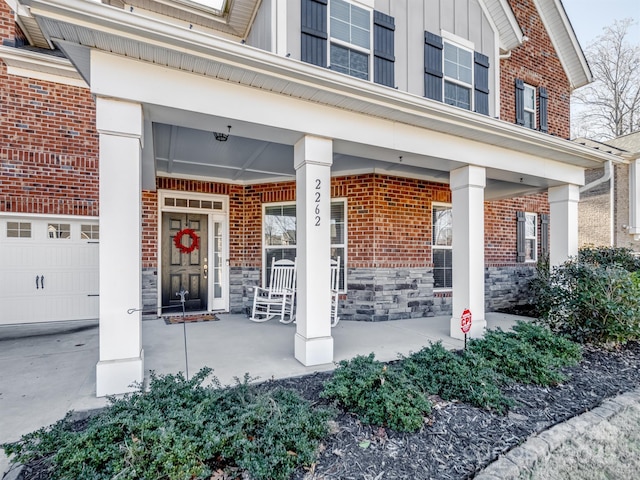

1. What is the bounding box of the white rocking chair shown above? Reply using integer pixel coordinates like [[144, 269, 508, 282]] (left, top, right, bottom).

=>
[[331, 256, 340, 327], [250, 258, 297, 324]]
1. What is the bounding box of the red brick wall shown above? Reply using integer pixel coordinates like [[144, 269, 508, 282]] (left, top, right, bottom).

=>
[[0, 1, 14, 40], [485, 192, 550, 264], [0, 41, 98, 216], [143, 174, 544, 271], [501, 0, 571, 139]]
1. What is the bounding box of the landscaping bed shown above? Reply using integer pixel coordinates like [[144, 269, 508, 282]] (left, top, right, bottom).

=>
[[6, 339, 640, 480]]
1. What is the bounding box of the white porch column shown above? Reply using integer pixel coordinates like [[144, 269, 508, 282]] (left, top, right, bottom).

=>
[[95, 97, 144, 396], [294, 135, 334, 365], [548, 184, 580, 267], [450, 165, 486, 339], [628, 159, 640, 240]]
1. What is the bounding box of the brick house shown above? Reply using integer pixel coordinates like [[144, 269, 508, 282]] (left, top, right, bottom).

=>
[[0, 0, 624, 395], [577, 132, 640, 250]]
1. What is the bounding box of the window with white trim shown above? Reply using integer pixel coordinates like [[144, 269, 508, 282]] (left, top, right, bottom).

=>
[[329, 0, 371, 80], [7, 222, 31, 238], [47, 223, 70, 239], [432, 204, 452, 289], [263, 200, 347, 291], [443, 41, 473, 110], [524, 84, 536, 129], [525, 212, 537, 262]]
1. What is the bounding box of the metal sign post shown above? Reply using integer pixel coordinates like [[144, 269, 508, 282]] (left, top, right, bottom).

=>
[[176, 288, 190, 379]]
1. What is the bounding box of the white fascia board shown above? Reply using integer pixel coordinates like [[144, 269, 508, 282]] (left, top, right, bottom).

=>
[[532, 0, 592, 89], [0, 45, 87, 87]]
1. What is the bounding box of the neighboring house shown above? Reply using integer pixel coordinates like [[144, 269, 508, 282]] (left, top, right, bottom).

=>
[[0, 0, 625, 395], [577, 132, 640, 251]]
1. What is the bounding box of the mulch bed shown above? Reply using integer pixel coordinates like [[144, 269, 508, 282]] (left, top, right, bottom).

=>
[[10, 342, 640, 480]]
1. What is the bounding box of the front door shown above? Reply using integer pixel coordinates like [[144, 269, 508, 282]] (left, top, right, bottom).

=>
[[161, 213, 208, 312]]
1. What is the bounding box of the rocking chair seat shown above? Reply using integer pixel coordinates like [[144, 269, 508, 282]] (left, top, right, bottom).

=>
[[250, 258, 296, 324]]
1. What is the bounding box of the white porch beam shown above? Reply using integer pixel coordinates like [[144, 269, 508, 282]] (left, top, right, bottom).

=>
[[95, 97, 144, 397], [450, 165, 487, 340], [628, 159, 640, 240], [548, 184, 580, 267], [294, 135, 334, 366]]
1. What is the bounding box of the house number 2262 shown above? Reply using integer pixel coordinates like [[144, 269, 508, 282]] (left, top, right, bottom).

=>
[[314, 179, 321, 227]]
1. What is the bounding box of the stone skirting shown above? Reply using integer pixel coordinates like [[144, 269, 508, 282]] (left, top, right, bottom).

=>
[[230, 266, 260, 314], [142, 267, 158, 315], [485, 264, 537, 312]]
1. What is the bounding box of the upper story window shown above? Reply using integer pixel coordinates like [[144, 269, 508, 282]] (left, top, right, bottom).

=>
[[330, 0, 371, 80], [443, 41, 473, 110], [523, 84, 536, 129], [424, 31, 490, 116], [516, 79, 548, 133], [301, 0, 395, 88]]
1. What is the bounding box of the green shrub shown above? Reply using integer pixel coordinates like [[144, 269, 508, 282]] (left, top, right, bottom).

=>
[[402, 342, 511, 413], [2, 368, 333, 480], [321, 354, 431, 432], [534, 259, 640, 345], [578, 246, 640, 272], [468, 322, 581, 385]]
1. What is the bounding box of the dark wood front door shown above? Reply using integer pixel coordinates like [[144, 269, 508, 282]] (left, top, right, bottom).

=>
[[162, 213, 208, 312]]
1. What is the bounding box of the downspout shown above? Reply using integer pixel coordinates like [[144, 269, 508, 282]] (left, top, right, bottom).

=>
[[579, 160, 613, 245]]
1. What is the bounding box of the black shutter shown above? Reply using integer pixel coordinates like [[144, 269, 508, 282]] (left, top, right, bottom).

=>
[[540, 213, 549, 257], [517, 211, 526, 263], [515, 78, 525, 126], [424, 31, 443, 101], [539, 87, 549, 133], [373, 11, 395, 88], [301, 0, 328, 67], [474, 52, 489, 115]]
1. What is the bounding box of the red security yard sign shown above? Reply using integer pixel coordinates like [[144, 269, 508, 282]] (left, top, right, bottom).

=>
[[461, 308, 472, 334]]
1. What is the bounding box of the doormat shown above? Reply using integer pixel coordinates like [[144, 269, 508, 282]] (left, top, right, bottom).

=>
[[164, 313, 220, 325]]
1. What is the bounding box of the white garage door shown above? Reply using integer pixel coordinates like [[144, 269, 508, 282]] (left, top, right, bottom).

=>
[[0, 216, 99, 325]]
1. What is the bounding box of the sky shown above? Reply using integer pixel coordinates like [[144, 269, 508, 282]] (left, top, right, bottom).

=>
[[561, 0, 640, 48]]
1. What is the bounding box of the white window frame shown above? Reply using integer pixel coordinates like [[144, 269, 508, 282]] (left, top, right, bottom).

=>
[[525, 212, 537, 262], [328, 0, 373, 81], [524, 84, 536, 130], [432, 203, 453, 291], [262, 200, 348, 293], [441, 32, 474, 111]]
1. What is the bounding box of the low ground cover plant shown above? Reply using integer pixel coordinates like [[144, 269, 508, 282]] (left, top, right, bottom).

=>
[[2, 368, 333, 480], [532, 247, 640, 345], [320, 353, 431, 432]]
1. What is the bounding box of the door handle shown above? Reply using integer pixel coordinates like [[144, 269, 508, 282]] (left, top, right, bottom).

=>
[[36, 275, 40, 289], [203, 257, 208, 279], [35, 275, 45, 289]]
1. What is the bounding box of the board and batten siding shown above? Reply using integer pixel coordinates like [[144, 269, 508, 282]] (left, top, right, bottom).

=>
[[287, 0, 497, 116], [246, 0, 273, 51]]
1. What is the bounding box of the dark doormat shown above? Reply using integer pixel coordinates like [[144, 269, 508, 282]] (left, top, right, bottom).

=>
[[163, 313, 220, 324]]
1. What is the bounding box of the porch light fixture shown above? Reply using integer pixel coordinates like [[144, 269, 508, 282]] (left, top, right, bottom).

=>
[[214, 125, 231, 142]]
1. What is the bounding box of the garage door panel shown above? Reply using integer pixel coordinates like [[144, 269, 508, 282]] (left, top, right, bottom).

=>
[[0, 218, 99, 325]]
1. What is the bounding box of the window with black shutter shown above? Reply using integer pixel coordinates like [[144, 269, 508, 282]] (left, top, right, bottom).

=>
[[517, 211, 538, 263], [540, 213, 549, 257], [424, 31, 490, 113], [301, 1, 395, 85]]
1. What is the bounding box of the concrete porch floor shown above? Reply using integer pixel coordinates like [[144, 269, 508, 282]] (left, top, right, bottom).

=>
[[0, 312, 524, 476]]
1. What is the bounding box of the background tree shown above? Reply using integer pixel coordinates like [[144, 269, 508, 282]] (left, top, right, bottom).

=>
[[571, 19, 640, 140]]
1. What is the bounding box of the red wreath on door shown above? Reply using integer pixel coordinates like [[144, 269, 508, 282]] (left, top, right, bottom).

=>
[[174, 228, 200, 254]]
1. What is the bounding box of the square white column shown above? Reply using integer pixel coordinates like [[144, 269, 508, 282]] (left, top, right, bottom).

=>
[[294, 135, 334, 366], [95, 97, 144, 396], [450, 165, 486, 339], [629, 159, 640, 240], [548, 184, 580, 267]]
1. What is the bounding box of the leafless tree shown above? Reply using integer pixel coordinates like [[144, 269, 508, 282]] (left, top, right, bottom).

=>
[[571, 19, 640, 140]]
